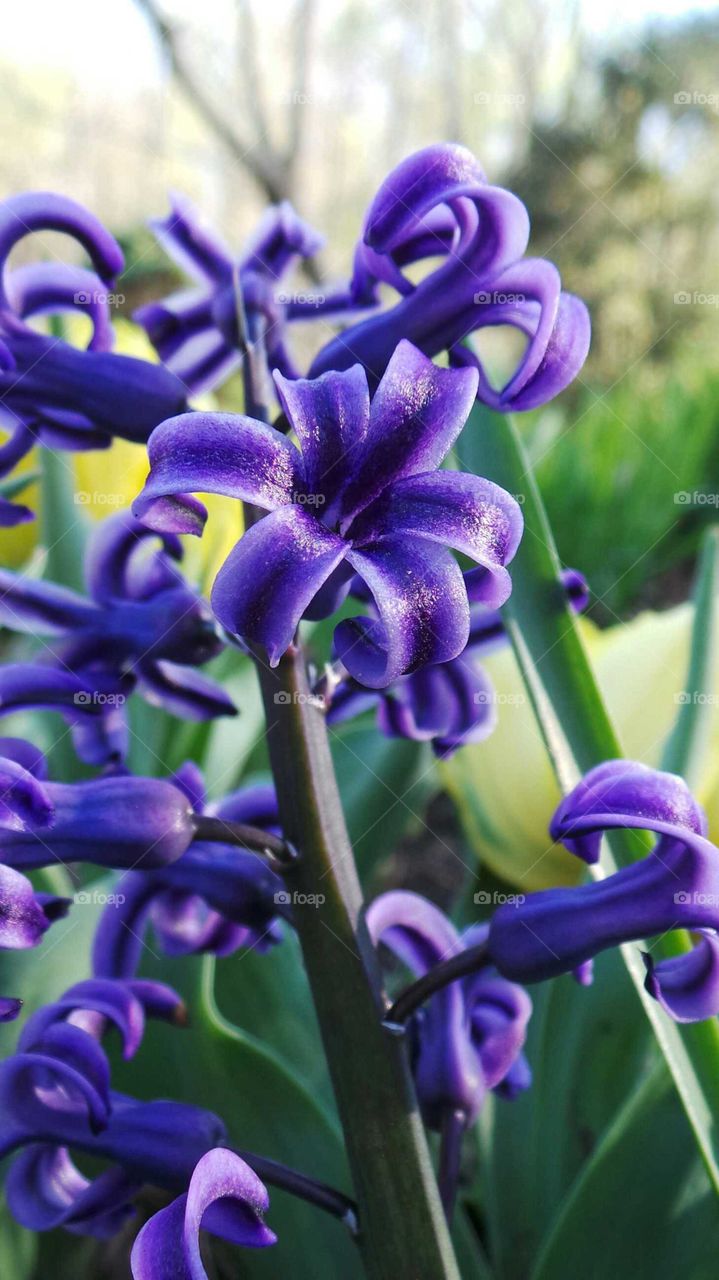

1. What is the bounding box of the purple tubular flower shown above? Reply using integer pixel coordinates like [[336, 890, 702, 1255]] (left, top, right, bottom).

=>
[[489, 760, 719, 1022], [0, 511, 235, 765], [92, 765, 284, 976], [327, 567, 587, 756], [134, 341, 523, 686], [136, 191, 349, 394], [0, 192, 188, 523], [130, 1148, 276, 1278], [309, 143, 590, 411], [0, 738, 195, 871], [0, 980, 275, 1261], [367, 891, 531, 1130]]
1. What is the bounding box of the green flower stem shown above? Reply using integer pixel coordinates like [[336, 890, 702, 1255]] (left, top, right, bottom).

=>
[[252, 645, 460, 1280]]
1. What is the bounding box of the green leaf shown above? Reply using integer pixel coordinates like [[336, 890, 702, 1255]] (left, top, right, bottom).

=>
[[530, 1062, 719, 1280], [0, 1198, 36, 1280], [661, 526, 719, 786], [473, 949, 651, 1278], [456, 403, 719, 1192], [329, 720, 434, 880], [39, 448, 88, 593]]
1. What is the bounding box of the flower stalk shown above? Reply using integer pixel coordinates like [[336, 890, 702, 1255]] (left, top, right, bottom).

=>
[[253, 645, 460, 1279]]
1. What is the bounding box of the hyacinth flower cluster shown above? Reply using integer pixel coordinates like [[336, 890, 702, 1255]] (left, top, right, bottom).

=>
[[0, 511, 235, 764], [6, 138, 710, 1278], [0, 193, 188, 525], [0, 976, 281, 1271]]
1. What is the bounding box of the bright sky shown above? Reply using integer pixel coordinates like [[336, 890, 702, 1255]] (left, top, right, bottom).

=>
[[3, 0, 718, 95]]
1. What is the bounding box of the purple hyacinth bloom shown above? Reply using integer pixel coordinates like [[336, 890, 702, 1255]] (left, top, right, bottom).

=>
[[367, 890, 532, 1131], [310, 143, 590, 411], [0, 193, 188, 523], [0, 511, 235, 764], [0, 737, 196, 872], [327, 567, 587, 756], [130, 1148, 276, 1278], [136, 191, 350, 394], [134, 340, 523, 686], [92, 762, 285, 976], [0, 979, 275, 1263], [489, 759, 719, 1022]]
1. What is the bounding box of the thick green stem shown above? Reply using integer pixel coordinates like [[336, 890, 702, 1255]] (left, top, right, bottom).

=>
[[253, 646, 460, 1280]]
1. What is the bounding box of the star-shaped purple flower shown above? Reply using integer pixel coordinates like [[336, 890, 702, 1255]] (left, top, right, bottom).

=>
[[134, 340, 523, 687], [136, 192, 352, 394], [310, 143, 591, 411]]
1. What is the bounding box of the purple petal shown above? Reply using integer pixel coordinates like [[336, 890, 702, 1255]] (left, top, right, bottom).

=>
[[83, 511, 183, 604], [0, 865, 55, 948], [0, 192, 123, 311], [362, 143, 528, 280], [273, 364, 370, 508], [0, 569, 96, 634], [6, 1145, 138, 1237], [0, 996, 23, 1021], [338, 341, 478, 526], [550, 759, 706, 864], [211, 506, 347, 663], [130, 1148, 275, 1279], [149, 193, 233, 285], [0, 754, 53, 831], [643, 933, 719, 1022], [138, 661, 238, 721], [502, 292, 591, 412], [336, 536, 469, 687], [134, 413, 305, 534], [7, 263, 115, 352], [350, 471, 522, 607]]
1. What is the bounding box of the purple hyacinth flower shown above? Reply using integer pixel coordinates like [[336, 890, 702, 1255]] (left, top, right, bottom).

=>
[[0, 737, 196, 872], [0, 193, 188, 523], [367, 890, 532, 1130], [93, 763, 284, 976], [0, 980, 276, 1261], [327, 567, 587, 756], [134, 340, 523, 686], [136, 191, 352, 394], [131, 1148, 276, 1278], [489, 759, 719, 1022], [310, 143, 590, 411], [0, 511, 235, 765]]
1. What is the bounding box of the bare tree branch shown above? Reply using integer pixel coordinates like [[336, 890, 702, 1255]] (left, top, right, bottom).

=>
[[134, 0, 290, 203]]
